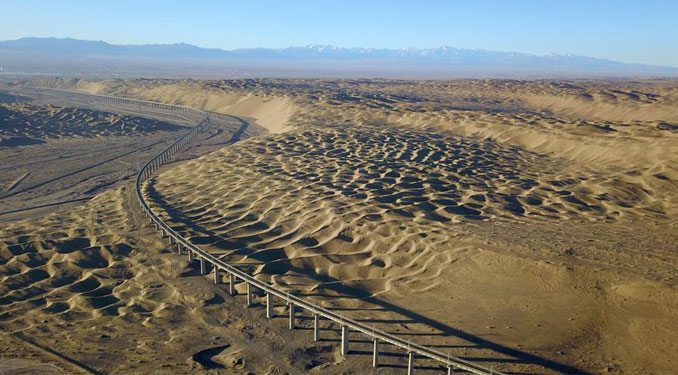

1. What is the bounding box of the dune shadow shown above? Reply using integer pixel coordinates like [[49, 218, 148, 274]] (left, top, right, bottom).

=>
[[191, 345, 230, 369]]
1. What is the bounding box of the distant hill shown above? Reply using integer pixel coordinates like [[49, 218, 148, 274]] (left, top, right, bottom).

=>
[[0, 37, 230, 58], [1, 37, 676, 78]]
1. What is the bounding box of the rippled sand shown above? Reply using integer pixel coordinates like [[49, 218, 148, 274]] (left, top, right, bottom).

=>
[[0, 187, 334, 374], [2, 77, 677, 374], [148, 121, 678, 374], [0, 102, 185, 145]]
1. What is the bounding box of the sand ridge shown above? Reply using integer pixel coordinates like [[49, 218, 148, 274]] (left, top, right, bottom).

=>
[[0, 89, 373, 375], [0, 92, 265, 224], [0, 102, 186, 144], [147, 122, 678, 374], [0, 186, 365, 375], [32, 77, 678, 171], [1, 78, 677, 374], [31, 77, 296, 134], [0, 100, 187, 224]]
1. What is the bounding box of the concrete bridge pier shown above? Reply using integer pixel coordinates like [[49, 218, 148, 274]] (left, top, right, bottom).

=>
[[313, 314, 319, 341], [341, 326, 349, 356], [177, 243, 182, 255], [200, 257, 206, 275], [266, 292, 274, 319], [289, 304, 296, 329], [407, 352, 414, 375], [229, 273, 236, 296], [372, 339, 379, 367], [246, 282, 253, 306], [214, 267, 219, 284]]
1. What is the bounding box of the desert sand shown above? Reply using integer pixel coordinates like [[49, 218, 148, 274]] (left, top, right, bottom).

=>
[[1, 78, 677, 374], [0, 93, 264, 223]]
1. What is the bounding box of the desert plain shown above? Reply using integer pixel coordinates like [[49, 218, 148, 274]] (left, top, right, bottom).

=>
[[0, 77, 677, 375]]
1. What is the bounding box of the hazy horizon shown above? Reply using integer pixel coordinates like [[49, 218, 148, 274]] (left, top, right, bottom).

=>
[[1, 0, 677, 68], [3, 36, 678, 70], [2, 36, 677, 80]]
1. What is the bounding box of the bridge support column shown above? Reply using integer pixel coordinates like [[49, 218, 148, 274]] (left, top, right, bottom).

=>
[[341, 326, 349, 356], [246, 283, 253, 306], [266, 292, 274, 319], [447, 366, 452, 375], [407, 352, 414, 375], [169, 236, 174, 245], [288, 304, 295, 330], [214, 267, 219, 284], [313, 314, 319, 342], [200, 257, 206, 275], [177, 243, 182, 255], [229, 273, 236, 296], [372, 339, 379, 367]]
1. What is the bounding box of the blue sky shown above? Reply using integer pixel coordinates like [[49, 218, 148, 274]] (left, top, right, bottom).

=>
[[1, 0, 676, 66]]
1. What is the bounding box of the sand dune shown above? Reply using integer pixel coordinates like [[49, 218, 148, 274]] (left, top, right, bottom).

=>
[[0, 94, 262, 224], [33, 77, 296, 134], [147, 122, 678, 374], [1, 77, 677, 374], [0, 187, 196, 373], [33, 77, 678, 170], [0, 89, 356, 375], [0, 186, 368, 374], [0, 99, 188, 224], [0, 102, 186, 141]]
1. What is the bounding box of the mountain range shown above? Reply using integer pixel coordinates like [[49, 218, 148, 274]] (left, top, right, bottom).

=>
[[1, 37, 676, 78]]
